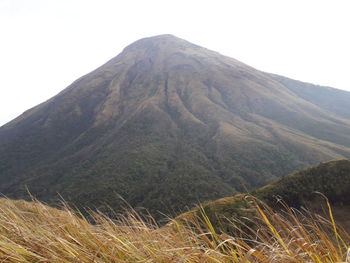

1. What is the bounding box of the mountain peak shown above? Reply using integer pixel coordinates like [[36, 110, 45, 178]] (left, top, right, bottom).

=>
[[139, 34, 181, 41], [127, 34, 187, 45], [121, 34, 202, 55]]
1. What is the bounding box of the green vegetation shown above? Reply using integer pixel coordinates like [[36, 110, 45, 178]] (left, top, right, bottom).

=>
[[1, 35, 350, 219], [182, 159, 350, 234]]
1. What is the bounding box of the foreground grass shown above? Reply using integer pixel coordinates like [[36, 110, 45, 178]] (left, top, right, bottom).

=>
[[0, 197, 349, 263]]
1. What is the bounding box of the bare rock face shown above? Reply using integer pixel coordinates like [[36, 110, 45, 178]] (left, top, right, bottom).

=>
[[1, 34, 350, 217]]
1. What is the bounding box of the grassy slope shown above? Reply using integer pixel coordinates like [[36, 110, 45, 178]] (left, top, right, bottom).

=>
[[1, 194, 350, 262]]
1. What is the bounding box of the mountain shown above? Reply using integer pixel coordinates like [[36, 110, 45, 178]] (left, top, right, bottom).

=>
[[1, 34, 350, 217], [179, 159, 350, 232]]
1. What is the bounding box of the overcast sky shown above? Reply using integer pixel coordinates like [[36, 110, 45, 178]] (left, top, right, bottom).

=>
[[0, 0, 349, 126]]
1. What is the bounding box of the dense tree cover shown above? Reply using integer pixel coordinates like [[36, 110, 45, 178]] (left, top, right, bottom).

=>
[[184, 160, 350, 232]]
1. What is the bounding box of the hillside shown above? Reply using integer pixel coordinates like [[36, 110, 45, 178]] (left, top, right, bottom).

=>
[[181, 159, 350, 232], [1, 35, 350, 217]]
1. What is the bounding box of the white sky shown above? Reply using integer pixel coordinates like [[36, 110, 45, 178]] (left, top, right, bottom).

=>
[[0, 0, 349, 126]]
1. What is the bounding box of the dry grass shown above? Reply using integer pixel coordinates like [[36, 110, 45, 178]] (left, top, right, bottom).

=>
[[0, 197, 349, 263]]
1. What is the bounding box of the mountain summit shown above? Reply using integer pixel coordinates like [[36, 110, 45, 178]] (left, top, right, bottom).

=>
[[1, 35, 350, 217]]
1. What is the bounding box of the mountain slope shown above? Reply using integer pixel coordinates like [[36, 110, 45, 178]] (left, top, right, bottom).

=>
[[1, 35, 350, 217]]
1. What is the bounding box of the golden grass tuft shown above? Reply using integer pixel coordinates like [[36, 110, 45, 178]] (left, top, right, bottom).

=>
[[0, 197, 349, 263]]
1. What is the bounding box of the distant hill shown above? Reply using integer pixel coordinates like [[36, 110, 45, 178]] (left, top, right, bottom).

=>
[[1, 35, 350, 217], [179, 159, 350, 231], [269, 73, 350, 119]]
